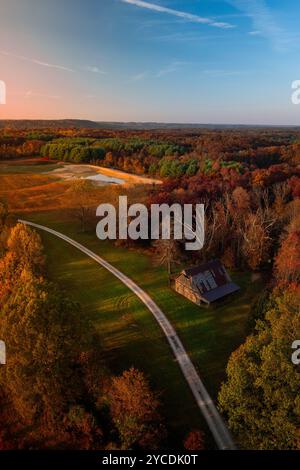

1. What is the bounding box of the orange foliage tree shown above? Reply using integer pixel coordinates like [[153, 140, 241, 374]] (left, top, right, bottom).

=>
[[184, 430, 205, 450], [107, 368, 166, 449]]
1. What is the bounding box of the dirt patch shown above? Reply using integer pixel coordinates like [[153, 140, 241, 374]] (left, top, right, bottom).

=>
[[91, 165, 162, 185], [46, 163, 161, 186]]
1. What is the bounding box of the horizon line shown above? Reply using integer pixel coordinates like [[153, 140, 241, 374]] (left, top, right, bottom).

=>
[[0, 118, 299, 128]]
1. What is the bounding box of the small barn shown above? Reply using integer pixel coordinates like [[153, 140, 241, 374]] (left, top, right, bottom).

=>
[[174, 260, 240, 306]]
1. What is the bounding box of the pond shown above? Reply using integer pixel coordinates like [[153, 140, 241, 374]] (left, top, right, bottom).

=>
[[85, 173, 124, 185]]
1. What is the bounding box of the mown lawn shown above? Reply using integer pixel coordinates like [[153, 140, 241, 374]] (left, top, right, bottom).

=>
[[36, 223, 208, 448], [25, 209, 263, 447]]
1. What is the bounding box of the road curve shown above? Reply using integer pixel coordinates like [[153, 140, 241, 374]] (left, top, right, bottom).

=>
[[19, 219, 236, 450]]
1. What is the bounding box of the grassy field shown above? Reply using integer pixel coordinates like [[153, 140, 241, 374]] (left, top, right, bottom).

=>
[[36, 224, 206, 447], [27, 209, 262, 445], [1, 159, 264, 447], [0, 158, 63, 174], [0, 159, 108, 214], [0, 159, 67, 213]]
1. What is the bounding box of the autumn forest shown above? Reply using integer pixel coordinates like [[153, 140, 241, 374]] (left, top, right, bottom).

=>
[[0, 123, 299, 451]]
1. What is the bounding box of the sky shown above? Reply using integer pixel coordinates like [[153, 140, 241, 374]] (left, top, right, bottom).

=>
[[1, 0, 300, 124]]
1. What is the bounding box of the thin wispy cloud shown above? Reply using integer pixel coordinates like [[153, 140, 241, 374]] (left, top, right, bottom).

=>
[[24, 90, 61, 99], [0, 50, 75, 72], [128, 64, 186, 81], [1, 51, 108, 75], [30, 59, 73, 72], [227, 0, 284, 49], [83, 65, 106, 74], [120, 0, 234, 29], [248, 30, 262, 36], [202, 69, 248, 77], [151, 32, 226, 43], [130, 71, 148, 81], [156, 61, 186, 78]]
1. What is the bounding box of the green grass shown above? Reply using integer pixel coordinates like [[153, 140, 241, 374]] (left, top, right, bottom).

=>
[[25, 210, 263, 447], [37, 225, 207, 448]]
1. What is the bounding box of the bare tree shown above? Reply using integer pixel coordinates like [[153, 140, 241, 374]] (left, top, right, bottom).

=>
[[241, 209, 274, 270], [66, 180, 96, 232], [153, 238, 181, 283]]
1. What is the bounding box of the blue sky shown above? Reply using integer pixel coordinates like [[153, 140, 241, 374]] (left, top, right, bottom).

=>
[[1, 0, 300, 124]]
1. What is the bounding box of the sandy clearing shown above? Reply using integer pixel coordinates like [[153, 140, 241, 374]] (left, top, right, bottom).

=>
[[89, 165, 162, 185], [46, 163, 162, 186]]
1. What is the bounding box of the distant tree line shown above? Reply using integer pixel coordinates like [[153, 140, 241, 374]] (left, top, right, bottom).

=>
[[41, 139, 106, 163], [1, 128, 300, 181], [40, 137, 188, 173]]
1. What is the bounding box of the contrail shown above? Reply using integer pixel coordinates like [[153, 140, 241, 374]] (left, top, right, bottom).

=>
[[120, 0, 234, 29]]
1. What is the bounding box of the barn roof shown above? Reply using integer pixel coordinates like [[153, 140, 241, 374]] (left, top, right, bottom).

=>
[[183, 259, 225, 278], [178, 259, 240, 303], [201, 282, 240, 303]]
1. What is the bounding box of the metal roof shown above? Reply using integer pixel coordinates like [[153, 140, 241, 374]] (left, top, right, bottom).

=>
[[183, 259, 224, 278], [176, 259, 240, 303], [201, 282, 240, 303]]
